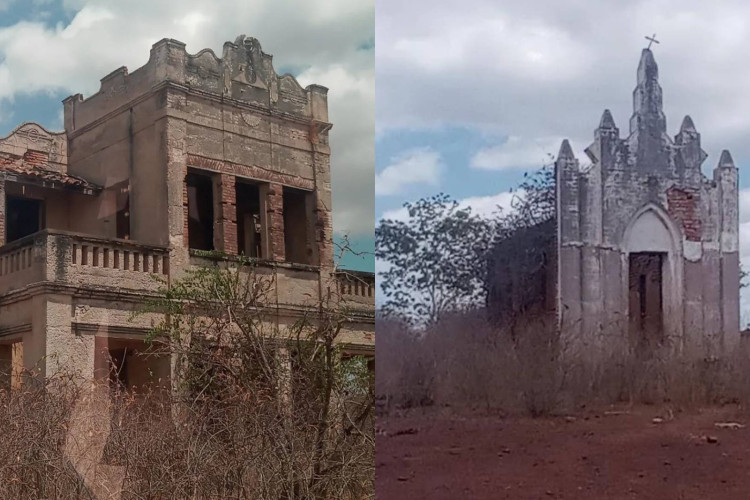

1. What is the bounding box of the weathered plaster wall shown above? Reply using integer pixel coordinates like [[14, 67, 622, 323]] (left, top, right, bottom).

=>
[[0, 34, 373, 387], [555, 48, 740, 354]]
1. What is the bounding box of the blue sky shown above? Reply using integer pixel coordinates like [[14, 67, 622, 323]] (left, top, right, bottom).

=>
[[0, 0, 374, 272], [376, 0, 750, 320]]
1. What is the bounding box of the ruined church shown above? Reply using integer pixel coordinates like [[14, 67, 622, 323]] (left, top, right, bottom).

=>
[[489, 48, 739, 354], [0, 36, 374, 389]]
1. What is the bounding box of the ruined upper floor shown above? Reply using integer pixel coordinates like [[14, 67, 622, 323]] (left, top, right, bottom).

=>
[[63, 35, 329, 136], [0, 35, 374, 314]]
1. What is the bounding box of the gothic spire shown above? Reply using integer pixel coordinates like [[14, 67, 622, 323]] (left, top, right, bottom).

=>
[[629, 48, 667, 137], [636, 48, 658, 85], [628, 48, 670, 170]]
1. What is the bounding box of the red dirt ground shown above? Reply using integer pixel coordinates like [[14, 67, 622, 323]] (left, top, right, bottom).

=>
[[376, 405, 750, 499]]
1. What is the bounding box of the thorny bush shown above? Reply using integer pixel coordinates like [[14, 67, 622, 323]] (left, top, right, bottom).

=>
[[0, 259, 374, 500]]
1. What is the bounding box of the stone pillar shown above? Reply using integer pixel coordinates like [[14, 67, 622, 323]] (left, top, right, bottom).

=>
[[40, 294, 94, 381], [215, 174, 237, 255], [313, 153, 334, 271], [716, 151, 740, 351], [264, 183, 285, 262], [555, 140, 583, 344]]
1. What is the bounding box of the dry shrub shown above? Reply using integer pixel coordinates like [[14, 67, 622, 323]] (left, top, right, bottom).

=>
[[376, 317, 434, 412], [0, 261, 374, 500], [0, 374, 88, 498], [377, 311, 750, 417]]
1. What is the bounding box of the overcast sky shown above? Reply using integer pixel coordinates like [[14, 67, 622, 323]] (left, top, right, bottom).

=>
[[0, 0, 374, 271], [376, 0, 750, 321]]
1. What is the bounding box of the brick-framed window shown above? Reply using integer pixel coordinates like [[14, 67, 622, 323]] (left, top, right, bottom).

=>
[[185, 170, 215, 251]]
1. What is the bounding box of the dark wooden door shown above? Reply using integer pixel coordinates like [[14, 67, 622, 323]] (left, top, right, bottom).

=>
[[628, 252, 664, 348]]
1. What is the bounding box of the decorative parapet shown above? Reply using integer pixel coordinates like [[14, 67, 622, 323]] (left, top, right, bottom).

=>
[[0, 123, 68, 170], [63, 35, 330, 133]]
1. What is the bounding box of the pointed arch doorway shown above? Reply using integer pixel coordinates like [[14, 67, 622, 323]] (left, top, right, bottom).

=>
[[622, 204, 684, 350]]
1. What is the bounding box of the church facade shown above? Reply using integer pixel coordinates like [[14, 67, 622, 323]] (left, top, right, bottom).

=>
[[489, 48, 739, 354]]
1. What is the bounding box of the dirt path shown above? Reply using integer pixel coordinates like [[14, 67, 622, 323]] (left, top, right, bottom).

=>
[[377, 406, 750, 499]]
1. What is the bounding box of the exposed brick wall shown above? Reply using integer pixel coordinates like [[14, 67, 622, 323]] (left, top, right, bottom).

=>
[[186, 154, 314, 191], [266, 183, 285, 262], [218, 174, 237, 254], [314, 195, 333, 268], [667, 186, 701, 241], [312, 153, 334, 270], [22, 150, 49, 167]]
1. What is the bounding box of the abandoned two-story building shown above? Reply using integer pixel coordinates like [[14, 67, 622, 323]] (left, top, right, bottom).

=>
[[0, 35, 375, 389], [488, 48, 739, 355]]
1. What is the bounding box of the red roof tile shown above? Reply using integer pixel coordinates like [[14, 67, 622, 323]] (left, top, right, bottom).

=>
[[0, 154, 100, 192]]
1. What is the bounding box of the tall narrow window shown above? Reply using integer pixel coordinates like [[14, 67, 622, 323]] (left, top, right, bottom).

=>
[[186, 172, 214, 251], [236, 181, 262, 258], [283, 186, 311, 264]]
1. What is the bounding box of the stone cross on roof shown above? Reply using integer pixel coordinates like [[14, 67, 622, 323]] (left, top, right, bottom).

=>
[[645, 34, 659, 50]]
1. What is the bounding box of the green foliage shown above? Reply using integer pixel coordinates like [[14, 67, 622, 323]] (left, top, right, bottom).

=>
[[376, 193, 494, 326], [375, 164, 556, 326]]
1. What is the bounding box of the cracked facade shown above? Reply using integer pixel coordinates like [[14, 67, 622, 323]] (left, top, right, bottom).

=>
[[489, 49, 740, 354], [0, 35, 375, 388]]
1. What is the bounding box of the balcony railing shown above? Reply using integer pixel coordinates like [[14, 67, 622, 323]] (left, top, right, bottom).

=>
[[0, 231, 375, 313], [335, 270, 375, 304], [0, 230, 170, 296]]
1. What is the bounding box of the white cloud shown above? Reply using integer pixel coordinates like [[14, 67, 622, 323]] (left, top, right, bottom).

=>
[[0, 0, 374, 237], [471, 135, 560, 170], [173, 12, 210, 35], [376, 0, 750, 165], [375, 147, 442, 196], [458, 190, 520, 218], [298, 63, 374, 235], [380, 188, 520, 223]]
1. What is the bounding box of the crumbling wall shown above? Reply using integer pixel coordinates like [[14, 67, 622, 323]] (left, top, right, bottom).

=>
[[487, 219, 556, 328], [555, 48, 740, 354]]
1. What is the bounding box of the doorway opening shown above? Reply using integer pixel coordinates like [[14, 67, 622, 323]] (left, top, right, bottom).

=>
[[6, 196, 44, 243], [628, 252, 664, 349], [236, 181, 262, 258]]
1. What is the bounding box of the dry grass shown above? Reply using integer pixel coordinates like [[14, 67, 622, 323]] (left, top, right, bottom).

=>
[[377, 311, 750, 417]]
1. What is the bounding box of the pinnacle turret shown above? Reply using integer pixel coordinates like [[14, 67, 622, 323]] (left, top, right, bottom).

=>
[[718, 150, 735, 168], [557, 139, 575, 160], [599, 109, 616, 129], [680, 115, 696, 133]]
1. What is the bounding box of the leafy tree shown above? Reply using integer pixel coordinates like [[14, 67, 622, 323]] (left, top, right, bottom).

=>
[[376, 164, 556, 327], [376, 194, 494, 326], [500, 164, 555, 236]]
